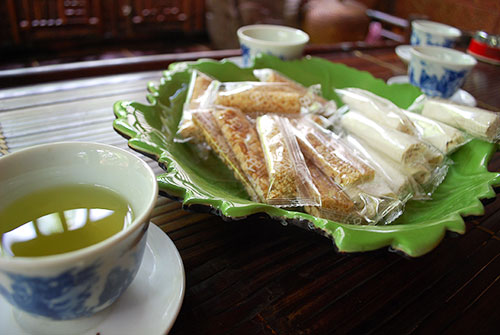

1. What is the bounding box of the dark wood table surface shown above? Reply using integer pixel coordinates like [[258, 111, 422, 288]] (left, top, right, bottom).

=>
[[1, 42, 499, 335]]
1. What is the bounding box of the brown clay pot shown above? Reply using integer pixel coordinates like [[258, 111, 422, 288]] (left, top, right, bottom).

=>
[[303, 0, 370, 44]]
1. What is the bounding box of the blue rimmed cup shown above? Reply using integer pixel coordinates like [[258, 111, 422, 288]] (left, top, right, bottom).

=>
[[408, 46, 477, 99], [0, 142, 158, 327], [410, 20, 461, 48], [237, 24, 309, 67]]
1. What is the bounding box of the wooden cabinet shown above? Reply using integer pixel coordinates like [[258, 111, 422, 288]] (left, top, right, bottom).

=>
[[2, 0, 205, 46]]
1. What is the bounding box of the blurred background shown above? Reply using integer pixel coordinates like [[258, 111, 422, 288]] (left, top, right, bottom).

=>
[[1, 0, 499, 70]]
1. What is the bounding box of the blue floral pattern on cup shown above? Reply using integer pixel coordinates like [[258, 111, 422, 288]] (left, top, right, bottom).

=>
[[409, 60, 467, 98], [0, 232, 147, 320], [0, 265, 100, 320], [98, 267, 134, 305], [411, 31, 455, 47], [241, 43, 251, 67], [241, 43, 286, 67]]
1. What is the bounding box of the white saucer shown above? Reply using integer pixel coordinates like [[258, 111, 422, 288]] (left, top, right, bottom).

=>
[[387, 75, 477, 107], [395, 45, 412, 64], [0, 223, 185, 335]]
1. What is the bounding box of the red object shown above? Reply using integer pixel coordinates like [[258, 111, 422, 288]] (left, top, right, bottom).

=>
[[467, 37, 500, 65]]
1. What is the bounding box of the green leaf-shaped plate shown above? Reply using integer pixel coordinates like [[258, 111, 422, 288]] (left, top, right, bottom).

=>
[[113, 54, 500, 257]]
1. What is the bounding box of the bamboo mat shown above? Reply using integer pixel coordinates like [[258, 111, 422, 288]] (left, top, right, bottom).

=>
[[0, 71, 210, 232]]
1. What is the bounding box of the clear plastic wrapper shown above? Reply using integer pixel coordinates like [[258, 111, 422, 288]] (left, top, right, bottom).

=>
[[253, 68, 327, 103], [411, 97, 500, 142], [191, 108, 263, 202], [291, 117, 375, 187], [340, 110, 443, 169], [402, 109, 469, 154], [291, 117, 403, 224], [256, 114, 320, 207], [210, 80, 335, 116], [343, 185, 404, 225], [304, 159, 356, 223], [177, 70, 214, 143], [212, 107, 270, 202], [344, 134, 417, 202], [336, 87, 418, 135], [213, 81, 303, 114], [253, 68, 337, 117], [341, 111, 449, 198]]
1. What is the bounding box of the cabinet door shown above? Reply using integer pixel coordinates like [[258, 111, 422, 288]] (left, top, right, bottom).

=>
[[117, 0, 205, 37], [6, 0, 104, 44]]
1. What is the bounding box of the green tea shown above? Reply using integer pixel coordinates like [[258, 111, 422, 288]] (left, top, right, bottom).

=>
[[0, 184, 133, 257]]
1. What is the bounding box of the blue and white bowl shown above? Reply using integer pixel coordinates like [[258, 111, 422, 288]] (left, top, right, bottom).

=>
[[237, 24, 309, 67], [411, 20, 461, 48], [0, 142, 158, 322], [409, 46, 477, 99]]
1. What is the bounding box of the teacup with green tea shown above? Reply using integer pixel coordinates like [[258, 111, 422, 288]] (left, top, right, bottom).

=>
[[0, 142, 158, 327]]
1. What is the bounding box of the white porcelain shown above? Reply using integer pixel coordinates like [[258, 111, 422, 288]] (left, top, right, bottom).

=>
[[395, 45, 412, 64], [410, 20, 461, 47], [237, 24, 309, 67], [408, 46, 477, 99], [387, 75, 477, 107], [0, 223, 185, 335], [0, 142, 158, 321]]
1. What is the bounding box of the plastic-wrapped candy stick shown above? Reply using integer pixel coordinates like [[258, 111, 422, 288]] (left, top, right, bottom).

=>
[[256, 114, 320, 207], [192, 108, 262, 202], [340, 111, 442, 170], [291, 117, 375, 187], [213, 107, 270, 202], [420, 98, 500, 142], [402, 109, 468, 154], [344, 134, 418, 201], [341, 110, 449, 198], [176, 70, 215, 143], [336, 87, 418, 135], [291, 117, 404, 224]]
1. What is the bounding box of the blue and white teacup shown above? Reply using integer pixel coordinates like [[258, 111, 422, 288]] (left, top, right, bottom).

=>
[[237, 24, 309, 67], [0, 142, 158, 326], [408, 46, 477, 99], [411, 20, 461, 48]]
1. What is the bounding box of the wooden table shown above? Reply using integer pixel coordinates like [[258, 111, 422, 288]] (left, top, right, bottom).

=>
[[1, 43, 499, 335]]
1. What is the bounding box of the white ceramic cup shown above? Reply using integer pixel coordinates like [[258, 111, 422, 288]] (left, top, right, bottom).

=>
[[0, 142, 158, 325], [410, 20, 461, 47], [237, 24, 309, 67], [408, 46, 477, 99]]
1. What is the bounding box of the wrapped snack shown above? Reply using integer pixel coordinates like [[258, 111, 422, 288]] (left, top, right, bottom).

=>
[[336, 87, 418, 135], [253, 68, 328, 103], [213, 81, 304, 115], [254, 68, 338, 118], [187, 71, 214, 109], [304, 160, 356, 223], [292, 117, 404, 224], [305, 155, 403, 225], [341, 111, 449, 196], [344, 134, 417, 201], [177, 70, 214, 142], [256, 114, 320, 207], [402, 109, 467, 154], [291, 118, 375, 187], [191, 109, 261, 202], [340, 111, 443, 170], [420, 98, 500, 142], [214, 108, 269, 202]]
